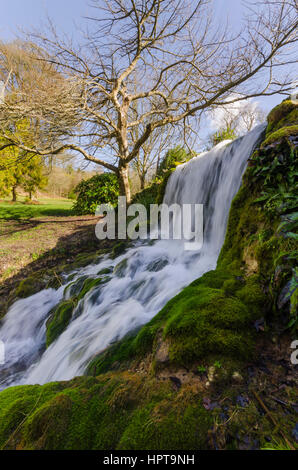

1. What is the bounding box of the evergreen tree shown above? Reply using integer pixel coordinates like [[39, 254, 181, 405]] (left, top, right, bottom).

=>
[[0, 120, 47, 201]]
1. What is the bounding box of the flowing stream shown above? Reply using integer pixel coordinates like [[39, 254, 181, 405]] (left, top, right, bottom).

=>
[[0, 125, 265, 389]]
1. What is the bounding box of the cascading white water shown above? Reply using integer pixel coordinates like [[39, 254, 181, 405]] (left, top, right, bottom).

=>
[[0, 125, 265, 389]]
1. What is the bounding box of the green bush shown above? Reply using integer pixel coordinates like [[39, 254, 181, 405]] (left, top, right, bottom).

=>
[[73, 173, 119, 215], [156, 146, 193, 177], [210, 126, 237, 147]]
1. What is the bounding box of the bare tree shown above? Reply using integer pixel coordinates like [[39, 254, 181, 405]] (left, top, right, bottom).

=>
[[131, 124, 174, 189], [238, 104, 267, 132], [207, 96, 266, 138], [0, 0, 297, 203]]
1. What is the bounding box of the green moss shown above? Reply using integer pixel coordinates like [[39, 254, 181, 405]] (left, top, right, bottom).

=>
[[0, 382, 64, 449], [15, 275, 45, 298], [0, 374, 212, 450], [111, 241, 127, 259], [76, 277, 103, 300], [46, 300, 75, 347], [97, 267, 113, 275], [217, 186, 262, 270], [235, 275, 267, 315], [267, 100, 296, 128], [63, 275, 88, 297], [163, 287, 256, 364], [118, 401, 212, 450], [262, 125, 298, 147], [275, 108, 298, 131]]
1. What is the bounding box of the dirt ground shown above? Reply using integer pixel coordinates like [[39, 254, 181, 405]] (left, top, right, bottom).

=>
[[0, 216, 101, 283]]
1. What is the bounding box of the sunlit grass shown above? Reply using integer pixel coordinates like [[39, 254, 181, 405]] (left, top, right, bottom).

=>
[[0, 198, 74, 219]]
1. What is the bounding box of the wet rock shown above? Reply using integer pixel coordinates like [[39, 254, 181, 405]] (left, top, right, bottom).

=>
[[155, 340, 170, 364], [113, 258, 128, 277], [147, 258, 169, 272]]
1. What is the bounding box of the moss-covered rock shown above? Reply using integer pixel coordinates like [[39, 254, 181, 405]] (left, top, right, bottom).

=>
[[262, 125, 298, 147], [46, 300, 75, 347], [15, 276, 46, 299], [111, 241, 128, 259], [267, 100, 296, 127], [0, 374, 213, 450]]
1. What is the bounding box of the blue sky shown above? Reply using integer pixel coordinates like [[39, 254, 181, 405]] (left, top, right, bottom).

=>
[[1, 0, 87, 39], [1, 0, 242, 42], [0, 0, 286, 113]]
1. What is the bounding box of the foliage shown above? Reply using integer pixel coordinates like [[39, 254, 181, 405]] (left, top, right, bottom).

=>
[[208, 126, 237, 148], [0, 120, 48, 200], [156, 146, 194, 178], [249, 141, 298, 217], [73, 173, 119, 215], [130, 182, 159, 212]]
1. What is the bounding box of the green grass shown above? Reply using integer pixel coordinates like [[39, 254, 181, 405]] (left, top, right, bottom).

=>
[[0, 198, 74, 220]]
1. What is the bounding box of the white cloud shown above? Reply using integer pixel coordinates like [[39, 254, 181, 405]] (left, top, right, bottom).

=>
[[207, 94, 263, 135]]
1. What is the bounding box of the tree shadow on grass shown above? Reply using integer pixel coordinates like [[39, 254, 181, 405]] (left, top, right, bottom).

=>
[[0, 205, 74, 220]]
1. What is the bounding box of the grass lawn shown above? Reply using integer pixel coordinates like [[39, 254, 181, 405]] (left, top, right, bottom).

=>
[[0, 198, 74, 219]]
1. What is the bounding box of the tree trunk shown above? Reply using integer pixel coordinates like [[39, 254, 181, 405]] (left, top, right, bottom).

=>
[[156, 155, 161, 176], [140, 173, 145, 190], [29, 191, 32, 200], [118, 164, 131, 205], [12, 186, 17, 202]]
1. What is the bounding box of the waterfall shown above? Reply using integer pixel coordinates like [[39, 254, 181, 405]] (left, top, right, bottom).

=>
[[0, 125, 265, 389]]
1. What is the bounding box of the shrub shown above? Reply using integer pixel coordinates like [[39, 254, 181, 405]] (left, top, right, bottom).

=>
[[210, 126, 237, 147], [156, 146, 193, 177], [73, 173, 119, 215]]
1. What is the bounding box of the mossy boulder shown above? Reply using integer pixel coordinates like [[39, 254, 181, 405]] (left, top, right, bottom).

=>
[[46, 301, 75, 347], [0, 374, 213, 450], [266, 100, 297, 133], [15, 276, 46, 299], [262, 125, 298, 147], [87, 269, 268, 377], [76, 277, 104, 301], [263, 99, 298, 146], [97, 267, 113, 275]]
